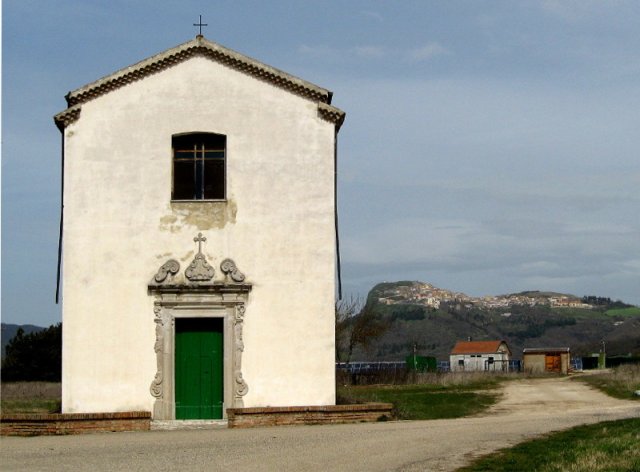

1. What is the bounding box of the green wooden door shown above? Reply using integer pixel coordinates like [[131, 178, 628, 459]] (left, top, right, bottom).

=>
[[175, 318, 224, 419]]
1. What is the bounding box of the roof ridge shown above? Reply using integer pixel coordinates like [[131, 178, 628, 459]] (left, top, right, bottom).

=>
[[451, 340, 509, 354], [55, 36, 345, 130]]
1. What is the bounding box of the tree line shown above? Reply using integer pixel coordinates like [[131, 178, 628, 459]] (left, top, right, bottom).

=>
[[1, 323, 62, 381], [581, 296, 632, 309]]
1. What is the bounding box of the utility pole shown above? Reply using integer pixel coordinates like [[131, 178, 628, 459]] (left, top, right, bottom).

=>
[[599, 339, 606, 369]]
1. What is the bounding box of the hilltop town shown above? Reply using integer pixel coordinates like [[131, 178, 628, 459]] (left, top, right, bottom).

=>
[[353, 281, 640, 362], [375, 281, 594, 311]]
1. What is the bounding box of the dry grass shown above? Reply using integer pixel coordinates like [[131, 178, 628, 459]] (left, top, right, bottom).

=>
[[337, 383, 499, 420], [337, 368, 522, 387], [575, 364, 640, 400], [410, 371, 520, 387], [1, 382, 61, 414], [1, 382, 61, 400], [337, 371, 511, 420], [607, 364, 640, 391]]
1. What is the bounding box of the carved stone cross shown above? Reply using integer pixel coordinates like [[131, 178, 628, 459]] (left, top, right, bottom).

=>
[[194, 232, 206, 253]]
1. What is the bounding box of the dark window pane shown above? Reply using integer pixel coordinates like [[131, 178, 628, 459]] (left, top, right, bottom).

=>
[[175, 150, 195, 160], [204, 160, 225, 199], [173, 135, 196, 150], [195, 159, 204, 199], [173, 133, 226, 200], [203, 150, 225, 159], [173, 160, 195, 199]]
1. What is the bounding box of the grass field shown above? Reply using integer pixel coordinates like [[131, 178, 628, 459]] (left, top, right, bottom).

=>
[[551, 307, 607, 319], [605, 306, 640, 317], [1, 382, 61, 414], [337, 372, 506, 420], [574, 365, 640, 400], [457, 418, 640, 472]]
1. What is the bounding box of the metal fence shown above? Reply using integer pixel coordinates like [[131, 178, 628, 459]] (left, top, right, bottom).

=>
[[336, 361, 406, 374], [337, 358, 594, 375], [338, 359, 524, 374]]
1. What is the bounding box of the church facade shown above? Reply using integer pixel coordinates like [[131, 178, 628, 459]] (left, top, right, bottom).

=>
[[54, 35, 345, 420]]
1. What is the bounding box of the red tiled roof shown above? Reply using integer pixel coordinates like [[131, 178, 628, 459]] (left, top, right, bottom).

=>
[[451, 340, 507, 354]]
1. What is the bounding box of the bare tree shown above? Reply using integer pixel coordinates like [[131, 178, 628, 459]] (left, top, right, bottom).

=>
[[336, 296, 389, 363], [335, 296, 360, 362]]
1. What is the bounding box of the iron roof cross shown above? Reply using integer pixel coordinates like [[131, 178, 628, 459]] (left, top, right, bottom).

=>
[[194, 232, 206, 253], [193, 15, 208, 36]]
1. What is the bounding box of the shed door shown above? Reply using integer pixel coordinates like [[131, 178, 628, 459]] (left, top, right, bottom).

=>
[[175, 318, 224, 419], [545, 354, 561, 373]]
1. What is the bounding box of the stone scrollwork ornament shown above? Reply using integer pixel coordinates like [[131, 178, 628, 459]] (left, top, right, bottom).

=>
[[150, 306, 166, 398], [148, 234, 252, 417], [185, 253, 215, 282], [235, 372, 249, 397], [220, 258, 245, 283], [233, 304, 248, 406], [235, 303, 246, 323], [153, 259, 180, 283], [185, 233, 215, 282]]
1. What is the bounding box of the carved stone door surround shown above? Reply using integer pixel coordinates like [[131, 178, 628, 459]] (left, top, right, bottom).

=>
[[148, 234, 251, 420]]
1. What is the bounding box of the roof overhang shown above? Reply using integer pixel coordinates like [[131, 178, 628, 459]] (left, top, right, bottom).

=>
[[54, 35, 345, 131], [451, 340, 511, 356], [523, 347, 571, 354]]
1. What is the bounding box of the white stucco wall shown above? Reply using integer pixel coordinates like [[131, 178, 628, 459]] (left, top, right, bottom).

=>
[[61, 56, 338, 413], [449, 353, 510, 372]]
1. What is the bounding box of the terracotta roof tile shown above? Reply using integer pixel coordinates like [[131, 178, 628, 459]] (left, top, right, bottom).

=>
[[451, 340, 507, 354]]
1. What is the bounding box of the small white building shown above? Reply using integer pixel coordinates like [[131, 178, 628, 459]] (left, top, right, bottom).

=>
[[450, 340, 511, 372], [54, 35, 345, 420]]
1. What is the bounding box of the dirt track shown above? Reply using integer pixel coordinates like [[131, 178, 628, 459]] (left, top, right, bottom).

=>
[[2, 375, 639, 471]]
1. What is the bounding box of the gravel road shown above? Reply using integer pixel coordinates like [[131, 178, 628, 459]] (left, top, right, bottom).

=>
[[2, 375, 638, 471]]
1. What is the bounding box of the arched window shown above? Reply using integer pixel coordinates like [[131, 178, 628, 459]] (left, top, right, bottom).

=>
[[172, 133, 226, 200]]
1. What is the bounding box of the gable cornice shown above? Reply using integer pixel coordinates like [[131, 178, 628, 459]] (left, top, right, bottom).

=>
[[54, 106, 81, 131], [318, 102, 346, 130], [54, 36, 344, 130]]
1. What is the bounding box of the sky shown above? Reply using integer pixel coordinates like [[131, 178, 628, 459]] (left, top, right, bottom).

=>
[[2, 1, 639, 327]]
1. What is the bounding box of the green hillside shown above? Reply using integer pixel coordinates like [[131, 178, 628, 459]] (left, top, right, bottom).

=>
[[350, 282, 640, 361], [605, 307, 640, 317]]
